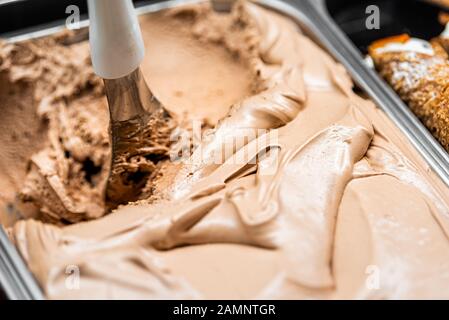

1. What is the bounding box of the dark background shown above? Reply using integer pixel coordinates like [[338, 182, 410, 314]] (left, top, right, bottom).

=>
[[327, 0, 448, 53]]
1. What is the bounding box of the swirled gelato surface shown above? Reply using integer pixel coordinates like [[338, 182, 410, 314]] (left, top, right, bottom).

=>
[[2, 1, 449, 299]]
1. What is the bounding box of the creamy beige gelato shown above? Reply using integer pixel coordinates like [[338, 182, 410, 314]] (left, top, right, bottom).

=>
[[1, 1, 449, 299]]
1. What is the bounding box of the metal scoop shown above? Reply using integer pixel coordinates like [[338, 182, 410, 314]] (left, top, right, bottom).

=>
[[88, 0, 167, 209]]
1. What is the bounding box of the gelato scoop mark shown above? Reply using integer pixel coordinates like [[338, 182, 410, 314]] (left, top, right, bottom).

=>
[[0, 33, 177, 223]]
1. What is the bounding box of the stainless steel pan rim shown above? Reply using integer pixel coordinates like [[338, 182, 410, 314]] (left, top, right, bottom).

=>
[[2, 0, 449, 300], [0, 228, 44, 300]]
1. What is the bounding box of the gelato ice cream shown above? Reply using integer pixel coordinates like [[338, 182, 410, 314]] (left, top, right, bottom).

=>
[[2, 1, 449, 299], [0, 32, 108, 225]]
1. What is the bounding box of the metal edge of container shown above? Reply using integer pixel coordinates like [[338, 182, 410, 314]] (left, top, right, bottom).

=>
[[1, 0, 449, 299]]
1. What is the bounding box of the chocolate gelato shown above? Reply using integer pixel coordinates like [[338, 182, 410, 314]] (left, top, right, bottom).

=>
[[1, 1, 449, 299]]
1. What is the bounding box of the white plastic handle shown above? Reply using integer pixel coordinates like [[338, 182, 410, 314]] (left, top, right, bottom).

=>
[[88, 0, 145, 79]]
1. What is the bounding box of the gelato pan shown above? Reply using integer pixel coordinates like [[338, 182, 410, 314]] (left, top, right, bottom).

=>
[[1, 0, 449, 299]]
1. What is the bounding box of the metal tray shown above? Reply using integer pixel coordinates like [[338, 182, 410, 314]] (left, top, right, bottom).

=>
[[2, 0, 449, 300]]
